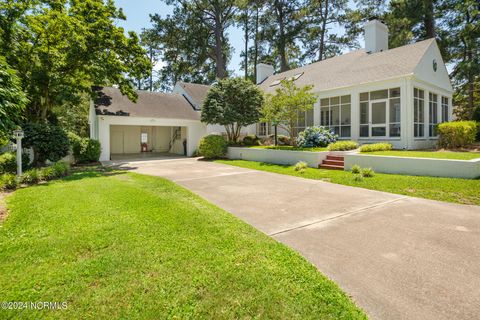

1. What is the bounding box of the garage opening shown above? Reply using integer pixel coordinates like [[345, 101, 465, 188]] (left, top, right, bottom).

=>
[[110, 125, 187, 160]]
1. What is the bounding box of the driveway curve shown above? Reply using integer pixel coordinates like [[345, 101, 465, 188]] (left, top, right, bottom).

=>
[[108, 157, 480, 320]]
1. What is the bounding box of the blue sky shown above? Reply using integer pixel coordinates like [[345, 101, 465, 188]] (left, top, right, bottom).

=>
[[114, 0, 246, 76]]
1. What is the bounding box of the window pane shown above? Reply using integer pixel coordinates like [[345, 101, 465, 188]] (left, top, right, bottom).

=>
[[418, 124, 424, 137], [330, 96, 340, 105], [360, 102, 369, 124], [360, 92, 369, 101], [414, 88, 418, 98], [320, 98, 329, 106], [331, 106, 340, 125], [389, 98, 401, 123], [298, 110, 305, 127], [341, 104, 351, 125], [332, 126, 340, 135], [372, 127, 386, 136], [418, 101, 424, 121], [321, 109, 330, 126], [419, 89, 424, 99], [360, 125, 369, 137], [390, 124, 401, 137], [414, 100, 419, 122], [306, 108, 314, 126], [341, 95, 351, 103], [372, 101, 386, 124], [389, 88, 400, 98], [341, 126, 351, 137], [370, 89, 388, 100]]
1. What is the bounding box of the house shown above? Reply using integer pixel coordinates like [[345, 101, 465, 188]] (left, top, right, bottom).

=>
[[90, 19, 453, 161]]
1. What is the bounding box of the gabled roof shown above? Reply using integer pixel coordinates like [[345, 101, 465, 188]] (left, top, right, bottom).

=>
[[93, 87, 200, 121], [176, 81, 211, 109], [260, 38, 436, 93]]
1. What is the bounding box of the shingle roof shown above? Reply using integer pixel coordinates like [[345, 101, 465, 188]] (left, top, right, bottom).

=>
[[260, 38, 435, 93], [176, 81, 211, 108], [93, 87, 200, 120]]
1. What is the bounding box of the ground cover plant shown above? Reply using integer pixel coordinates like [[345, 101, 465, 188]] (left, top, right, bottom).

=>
[[359, 143, 393, 152], [0, 171, 366, 319], [216, 160, 480, 205]]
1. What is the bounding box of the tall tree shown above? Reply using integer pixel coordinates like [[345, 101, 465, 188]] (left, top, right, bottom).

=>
[[165, 0, 237, 79], [0, 56, 27, 140], [0, 0, 151, 123], [302, 0, 353, 62], [263, 0, 306, 72]]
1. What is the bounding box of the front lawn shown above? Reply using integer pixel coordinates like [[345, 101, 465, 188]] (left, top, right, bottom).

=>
[[250, 145, 328, 152], [216, 160, 480, 205], [363, 150, 480, 160], [0, 171, 366, 319]]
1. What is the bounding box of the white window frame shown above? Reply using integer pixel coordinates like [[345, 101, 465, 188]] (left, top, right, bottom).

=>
[[429, 92, 439, 137], [414, 88, 425, 138], [359, 88, 401, 139], [320, 95, 351, 138]]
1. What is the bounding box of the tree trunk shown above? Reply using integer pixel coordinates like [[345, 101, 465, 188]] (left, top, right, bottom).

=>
[[253, 6, 259, 82], [244, 8, 249, 80], [214, 13, 227, 79], [275, 1, 289, 72], [319, 0, 328, 61], [274, 125, 278, 146], [149, 47, 153, 91], [423, 0, 435, 38]]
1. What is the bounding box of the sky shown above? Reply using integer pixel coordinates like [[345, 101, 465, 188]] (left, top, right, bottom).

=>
[[114, 0, 246, 76]]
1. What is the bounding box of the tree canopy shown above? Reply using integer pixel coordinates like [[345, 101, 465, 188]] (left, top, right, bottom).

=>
[[0, 0, 151, 123], [0, 56, 27, 141], [201, 77, 264, 142], [261, 80, 317, 146]]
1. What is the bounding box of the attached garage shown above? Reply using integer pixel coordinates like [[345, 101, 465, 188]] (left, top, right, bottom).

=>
[[89, 87, 206, 161]]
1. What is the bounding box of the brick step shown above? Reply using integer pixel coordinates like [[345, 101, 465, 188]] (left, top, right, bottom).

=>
[[326, 155, 344, 161], [319, 164, 344, 170], [322, 159, 344, 166]]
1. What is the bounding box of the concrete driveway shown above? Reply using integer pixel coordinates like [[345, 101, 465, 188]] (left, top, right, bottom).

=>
[[110, 158, 480, 320]]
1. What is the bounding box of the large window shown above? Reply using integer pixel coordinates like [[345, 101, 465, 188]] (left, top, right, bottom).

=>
[[441, 96, 449, 123], [359, 88, 400, 138], [429, 93, 438, 137], [414, 88, 425, 137], [295, 108, 314, 133], [320, 95, 351, 137], [257, 122, 271, 136]]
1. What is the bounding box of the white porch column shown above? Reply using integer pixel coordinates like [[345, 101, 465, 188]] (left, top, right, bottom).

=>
[[98, 118, 110, 161]]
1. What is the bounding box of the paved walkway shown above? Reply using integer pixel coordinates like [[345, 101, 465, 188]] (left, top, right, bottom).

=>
[[110, 158, 480, 320]]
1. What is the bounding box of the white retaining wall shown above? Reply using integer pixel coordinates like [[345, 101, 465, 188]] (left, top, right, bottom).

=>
[[344, 154, 480, 179], [227, 147, 328, 168]]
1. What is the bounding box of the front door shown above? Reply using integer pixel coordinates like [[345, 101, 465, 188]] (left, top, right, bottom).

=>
[[369, 99, 387, 137]]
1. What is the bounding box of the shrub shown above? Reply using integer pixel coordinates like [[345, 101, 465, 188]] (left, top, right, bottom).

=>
[[52, 162, 70, 177], [0, 152, 30, 174], [361, 167, 375, 178], [198, 135, 228, 159], [360, 143, 392, 152], [0, 173, 17, 190], [20, 169, 40, 185], [72, 138, 101, 163], [243, 134, 260, 146], [353, 174, 364, 182], [351, 164, 361, 174], [23, 123, 69, 166], [39, 166, 56, 181], [437, 121, 478, 148], [294, 161, 308, 173], [328, 141, 359, 151], [267, 134, 291, 146], [297, 126, 337, 148]]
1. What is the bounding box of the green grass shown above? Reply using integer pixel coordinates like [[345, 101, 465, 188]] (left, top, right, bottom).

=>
[[363, 150, 480, 160], [0, 170, 366, 319], [215, 160, 480, 205], [250, 145, 328, 152]]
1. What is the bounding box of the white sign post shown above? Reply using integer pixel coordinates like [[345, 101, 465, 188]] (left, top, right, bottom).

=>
[[13, 129, 24, 177]]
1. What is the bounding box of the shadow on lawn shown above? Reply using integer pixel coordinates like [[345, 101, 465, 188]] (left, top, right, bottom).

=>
[[62, 167, 128, 182]]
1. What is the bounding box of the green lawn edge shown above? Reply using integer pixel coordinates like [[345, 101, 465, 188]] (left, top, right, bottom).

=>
[[0, 170, 367, 319], [215, 160, 480, 206], [362, 150, 480, 160]]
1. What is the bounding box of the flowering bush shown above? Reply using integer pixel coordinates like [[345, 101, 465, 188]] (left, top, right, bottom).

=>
[[296, 126, 337, 148]]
